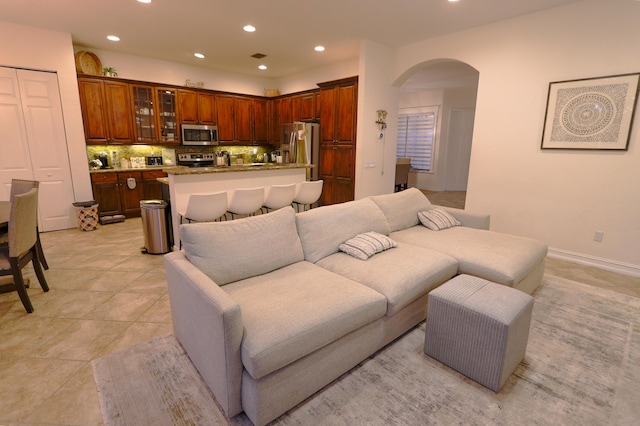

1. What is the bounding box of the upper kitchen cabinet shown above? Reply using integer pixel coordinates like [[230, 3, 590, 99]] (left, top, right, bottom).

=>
[[78, 77, 135, 144], [131, 85, 178, 144], [292, 91, 318, 122], [216, 95, 252, 144], [178, 90, 217, 125], [252, 98, 269, 145]]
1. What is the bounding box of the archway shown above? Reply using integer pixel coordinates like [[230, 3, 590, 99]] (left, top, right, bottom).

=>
[[395, 59, 479, 208]]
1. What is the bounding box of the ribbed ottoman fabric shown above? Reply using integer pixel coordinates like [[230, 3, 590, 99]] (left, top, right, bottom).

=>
[[424, 274, 534, 392]]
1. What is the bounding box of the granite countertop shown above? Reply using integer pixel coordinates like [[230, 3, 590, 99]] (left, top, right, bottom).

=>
[[89, 166, 167, 174], [164, 163, 314, 176]]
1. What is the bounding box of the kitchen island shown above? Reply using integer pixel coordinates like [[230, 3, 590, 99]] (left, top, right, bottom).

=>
[[164, 163, 313, 250]]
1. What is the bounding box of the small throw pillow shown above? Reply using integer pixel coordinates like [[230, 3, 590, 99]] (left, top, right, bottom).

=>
[[418, 208, 461, 231], [339, 232, 397, 260]]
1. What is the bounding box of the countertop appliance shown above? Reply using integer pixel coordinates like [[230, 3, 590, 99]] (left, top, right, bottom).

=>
[[282, 122, 319, 181], [181, 124, 218, 146], [146, 156, 163, 166], [177, 152, 215, 167]]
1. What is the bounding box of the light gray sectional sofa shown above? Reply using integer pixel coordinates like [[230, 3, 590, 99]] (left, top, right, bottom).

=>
[[164, 188, 547, 425]]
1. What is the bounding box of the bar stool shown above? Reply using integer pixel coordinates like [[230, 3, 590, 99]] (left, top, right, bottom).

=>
[[227, 187, 265, 219], [261, 184, 296, 214], [293, 180, 323, 212], [179, 191, 228, 224]]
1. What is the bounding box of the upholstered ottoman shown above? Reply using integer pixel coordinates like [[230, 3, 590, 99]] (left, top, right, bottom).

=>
[[424, 274, 534, 392]]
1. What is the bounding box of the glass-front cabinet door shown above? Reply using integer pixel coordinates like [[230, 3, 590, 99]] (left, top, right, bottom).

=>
[[156, 88, 177, 143], [132, 85, 155, 143], [131, 85, 177, 144]]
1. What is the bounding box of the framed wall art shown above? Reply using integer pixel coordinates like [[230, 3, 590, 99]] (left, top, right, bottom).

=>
[[541, 73, 640, 150]]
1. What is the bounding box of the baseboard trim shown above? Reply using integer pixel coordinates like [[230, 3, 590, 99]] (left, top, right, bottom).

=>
[[548, 248, 640, 278]]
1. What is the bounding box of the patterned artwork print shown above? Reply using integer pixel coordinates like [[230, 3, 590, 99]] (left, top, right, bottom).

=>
[[550, 83, 629, 143]]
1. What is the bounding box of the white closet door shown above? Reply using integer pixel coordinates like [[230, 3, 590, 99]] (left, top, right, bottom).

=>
[[0, 67, 76, 231], [0, 67, 33, 198]]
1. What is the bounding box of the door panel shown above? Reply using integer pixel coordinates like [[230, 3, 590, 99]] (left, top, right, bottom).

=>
[[17, 69, 76, 230], [0, 68, 32, 198]]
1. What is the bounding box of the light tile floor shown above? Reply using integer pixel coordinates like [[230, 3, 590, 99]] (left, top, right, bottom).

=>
[[1, 212, 638, 425]]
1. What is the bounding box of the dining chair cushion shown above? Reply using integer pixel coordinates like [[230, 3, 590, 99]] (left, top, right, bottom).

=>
[[181, 206, 304, 285], [8, 188, 38, 258]]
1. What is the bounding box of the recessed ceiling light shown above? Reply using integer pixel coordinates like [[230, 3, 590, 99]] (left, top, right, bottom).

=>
[[243, 25, 256, 32], [107, 35, 120, 42], [314, 46, 325, 52], [258, 65, 267, 70], [137, 0, 152, 4], [194, 52, 205, 59]]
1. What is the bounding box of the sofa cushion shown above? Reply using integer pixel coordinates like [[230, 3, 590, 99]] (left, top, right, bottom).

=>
[[370, 187, 432, 232], [391, 226, 548, 287], [181, 206, 304, 285], [418, 208, 461, 230], [223, 261, 387, 379], [317, 243, 458, 316], [296, 198, 391, 263], [339, 232, 397, 260]]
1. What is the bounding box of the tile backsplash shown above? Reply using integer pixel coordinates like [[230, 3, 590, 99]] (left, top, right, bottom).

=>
[[86, 144, 274, 168]]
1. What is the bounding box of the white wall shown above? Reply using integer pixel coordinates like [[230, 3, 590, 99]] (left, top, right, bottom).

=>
[[80, 48, 274, 96], [276, 59, 359, 95], [0, 21, 93, 201], [354, 40, 399, 198], [393, 0, 640, 275]]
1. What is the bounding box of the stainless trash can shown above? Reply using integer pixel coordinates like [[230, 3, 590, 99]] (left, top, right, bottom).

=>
[[140, 200, 170, 254]]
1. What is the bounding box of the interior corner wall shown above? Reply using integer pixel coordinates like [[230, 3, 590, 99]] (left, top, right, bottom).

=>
[[393, 0, 640, 274], [0, 21, 92, 202], [355, 40, 399, 199]]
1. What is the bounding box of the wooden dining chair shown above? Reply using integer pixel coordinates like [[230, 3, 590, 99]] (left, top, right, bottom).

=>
[[0, 188, 50, 313], [9, 179, 49, 270]]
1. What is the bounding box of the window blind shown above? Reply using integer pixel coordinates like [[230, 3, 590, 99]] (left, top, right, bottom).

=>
[[396, 111, 436, 172]]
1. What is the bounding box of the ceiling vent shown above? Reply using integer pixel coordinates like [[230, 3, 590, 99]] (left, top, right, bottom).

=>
[[251, 53, 267, 59]]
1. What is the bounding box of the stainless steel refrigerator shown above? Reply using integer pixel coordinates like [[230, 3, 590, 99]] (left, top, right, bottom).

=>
[[282, 122, 320, 181]]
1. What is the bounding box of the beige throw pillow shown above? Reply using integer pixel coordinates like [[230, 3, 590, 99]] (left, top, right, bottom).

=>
[[418, 208, 461, 231], [338, 232, 397, 260]]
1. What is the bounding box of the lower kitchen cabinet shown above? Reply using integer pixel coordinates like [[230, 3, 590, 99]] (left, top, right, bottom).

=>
[[142, 170, 167, 200], [91, 170, 167, 218], [90, 172, 121, 216]]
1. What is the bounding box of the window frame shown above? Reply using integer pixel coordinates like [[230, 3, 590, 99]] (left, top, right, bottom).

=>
[[396, 105, 439, 173]]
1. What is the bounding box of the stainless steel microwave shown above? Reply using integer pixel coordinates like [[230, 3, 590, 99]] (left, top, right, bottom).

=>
[[181, 124, 219, 146]]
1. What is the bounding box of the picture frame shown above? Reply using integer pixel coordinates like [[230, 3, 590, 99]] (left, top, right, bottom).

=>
[[541, 73, 640, 150]]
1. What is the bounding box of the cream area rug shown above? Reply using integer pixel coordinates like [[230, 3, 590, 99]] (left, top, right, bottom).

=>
[[92, 275, 640, 425]]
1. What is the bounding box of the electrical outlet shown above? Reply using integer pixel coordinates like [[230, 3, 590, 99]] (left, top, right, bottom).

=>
[[364, 162, 376, 169], [593, 231, 604, 242]]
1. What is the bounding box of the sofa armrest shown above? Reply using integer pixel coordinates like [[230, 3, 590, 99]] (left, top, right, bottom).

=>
[[434, 205, 491, 230], [164, 251, 244, 417]]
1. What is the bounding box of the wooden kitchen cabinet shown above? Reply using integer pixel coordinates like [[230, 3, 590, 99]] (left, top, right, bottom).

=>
[[252, 98, 269, 145], [90, 172, 121, 216], [178, 90, 217, 125], [142, 170, 168, 200], [216, 95, 252, 144], [118, 171, 144, 217], [292, 91, 317, 122], [91, 170, 165, 218], [78, 77, 135, 144], [131, 85, 178, 144], [318, 77, 358, 206]]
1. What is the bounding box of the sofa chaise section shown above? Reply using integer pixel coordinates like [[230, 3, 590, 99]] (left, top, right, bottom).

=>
[[370, 188, 547, 294]]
